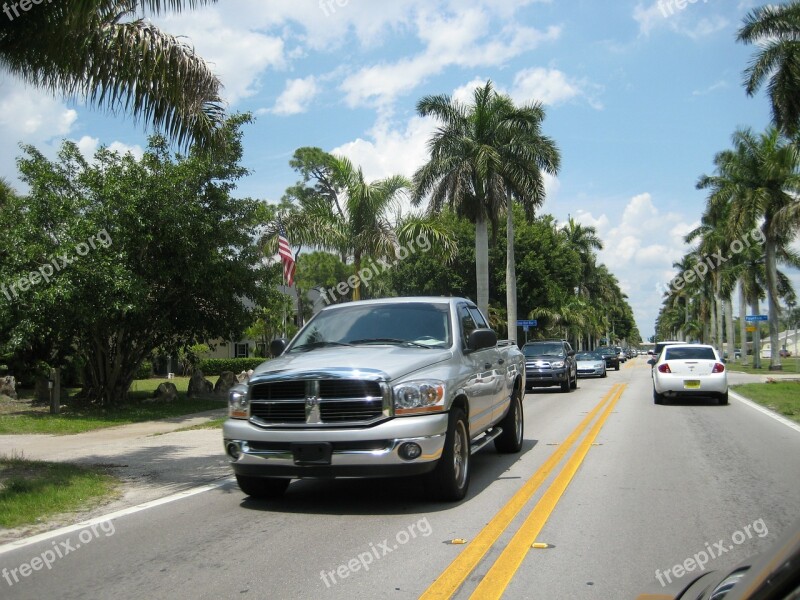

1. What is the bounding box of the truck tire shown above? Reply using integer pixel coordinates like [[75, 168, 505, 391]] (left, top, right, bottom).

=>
[[425, 407, 470, 501], [236, 475, 290, 499], [560, 378, 571, 393], [570, 369, 578, 389], [495, 386, 524, 453]]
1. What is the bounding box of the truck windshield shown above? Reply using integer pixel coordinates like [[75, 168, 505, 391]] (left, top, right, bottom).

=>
[[289, 302, 452, 351]]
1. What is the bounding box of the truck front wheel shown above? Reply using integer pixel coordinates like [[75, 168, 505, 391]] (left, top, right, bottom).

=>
[[236, 475, 290, 499], [425, 408, 470, 501], [495, 386, 524, 453]]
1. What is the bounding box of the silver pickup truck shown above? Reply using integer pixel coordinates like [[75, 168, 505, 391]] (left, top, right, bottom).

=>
[[223, 297, 526, 501]]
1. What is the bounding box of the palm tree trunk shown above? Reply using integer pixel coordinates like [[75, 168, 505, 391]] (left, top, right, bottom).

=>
[[505, 195, 517, 343], [738, 280, 747, 364], [751, 293, 762, 369], [725, 297, 734, 363], [710, 298, 718, 350], [475, 213, 490, 319], [764, 236, 783, 370], [715, 279, 724, 358], [352, 251, 362, 301]]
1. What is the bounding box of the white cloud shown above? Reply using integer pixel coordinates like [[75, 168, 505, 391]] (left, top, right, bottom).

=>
[[339, 8, 560, 108], [0, 82, 79, 189], [573, 193, 696, 338], [511, 67, 584, 106], [158, 10, 286, 105], [271, 77, 320, 115], [75, 136, 144, 161]]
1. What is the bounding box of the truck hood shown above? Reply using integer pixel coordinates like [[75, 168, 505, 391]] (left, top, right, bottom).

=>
[[250, 346, 454, 383]]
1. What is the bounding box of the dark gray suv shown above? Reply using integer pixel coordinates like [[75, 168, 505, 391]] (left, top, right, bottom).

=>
[[522, 340, 578, 393]]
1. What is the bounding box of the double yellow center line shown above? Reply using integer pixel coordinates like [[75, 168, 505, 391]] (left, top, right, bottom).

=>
[[421, 383, 628, 600]]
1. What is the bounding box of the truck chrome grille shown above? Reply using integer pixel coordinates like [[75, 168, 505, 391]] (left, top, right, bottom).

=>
[[249, 379, 388, 426]]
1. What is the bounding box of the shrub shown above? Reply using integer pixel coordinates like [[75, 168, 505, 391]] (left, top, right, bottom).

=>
[[197, 358, 267, 376], [136, 360, 154, 380]]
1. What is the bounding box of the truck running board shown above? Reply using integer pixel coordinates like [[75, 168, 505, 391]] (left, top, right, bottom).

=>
[[470, 428, 503, 455]]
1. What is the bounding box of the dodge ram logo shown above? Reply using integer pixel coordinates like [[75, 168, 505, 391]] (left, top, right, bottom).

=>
[[305, 381, 323, 424]]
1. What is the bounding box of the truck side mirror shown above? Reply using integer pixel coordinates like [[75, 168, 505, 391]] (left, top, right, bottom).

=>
[[467, 329, 497, 352], [270, 338, 289, 357]]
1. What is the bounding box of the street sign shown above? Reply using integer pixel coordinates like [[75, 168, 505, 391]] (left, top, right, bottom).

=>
[[746, 326, 756, 332], [517, 320, 538, 327], [745, 315, 768, 322]]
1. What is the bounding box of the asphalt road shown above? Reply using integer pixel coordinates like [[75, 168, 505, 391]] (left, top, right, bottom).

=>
[[2, 357, 798, 599]]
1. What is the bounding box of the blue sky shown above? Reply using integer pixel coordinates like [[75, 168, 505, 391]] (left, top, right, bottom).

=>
[[1, 0, 797, 339]]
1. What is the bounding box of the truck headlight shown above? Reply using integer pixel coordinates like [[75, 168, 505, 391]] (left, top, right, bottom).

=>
[[551, 360, 565, 368], [228, 385, 250, 419], [393, 381, 446, 415]]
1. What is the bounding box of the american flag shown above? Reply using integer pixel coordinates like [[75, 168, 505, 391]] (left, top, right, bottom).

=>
[[277, 224, 296, 287]]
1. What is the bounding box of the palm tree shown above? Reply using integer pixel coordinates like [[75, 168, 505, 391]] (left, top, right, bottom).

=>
[[738, 2, 800, 136], [413, 81, 560, 327], [698, 127, 800, 369], [0, 0, 224, 149]]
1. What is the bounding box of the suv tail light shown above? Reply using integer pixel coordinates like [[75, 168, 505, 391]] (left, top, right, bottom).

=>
[[712, 363, 725, 373], [657, 363, 671, 374]]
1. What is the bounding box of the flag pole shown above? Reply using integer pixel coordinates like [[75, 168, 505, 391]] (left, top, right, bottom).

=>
[[282, 258, 287, 338]]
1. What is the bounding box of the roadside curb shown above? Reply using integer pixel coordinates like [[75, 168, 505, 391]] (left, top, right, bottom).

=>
[[729, 389, 800, 434]]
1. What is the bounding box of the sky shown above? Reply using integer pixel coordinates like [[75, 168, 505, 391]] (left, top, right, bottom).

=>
[[1, 0, 798, 340]]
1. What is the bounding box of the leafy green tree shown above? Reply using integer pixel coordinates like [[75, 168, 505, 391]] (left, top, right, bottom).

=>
[[698, 127, 800, 369], [0, 0, 224, 148], [0, 115, 268, 405], [738, 2, 800, 136], [267, 148, 454, 301]]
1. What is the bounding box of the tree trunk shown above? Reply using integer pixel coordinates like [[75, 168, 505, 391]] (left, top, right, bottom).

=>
[[764, 236, 783, 370], [739, 280, 747, 364], [505, 195, 517, 343], [352, 252, 362, 302], [709, 297, 717, 350], [751, 293, 762, 369], [715, 279, 724, 358], [475, 214, 490, 319], [725, 297, 734, 364]]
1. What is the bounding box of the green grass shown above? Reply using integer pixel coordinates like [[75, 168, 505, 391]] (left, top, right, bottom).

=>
[[728, 358, 800, 375], [732, 381, 800, 423], [0, 377, 226, 435], [0, 456, 119, 529]]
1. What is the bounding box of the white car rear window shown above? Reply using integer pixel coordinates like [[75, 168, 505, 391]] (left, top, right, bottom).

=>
[[664, 347, 716, 360]]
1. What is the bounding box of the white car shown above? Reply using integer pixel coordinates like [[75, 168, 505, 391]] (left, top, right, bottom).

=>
[[575, 351, 607, 378], [649, 344, 728, 405]]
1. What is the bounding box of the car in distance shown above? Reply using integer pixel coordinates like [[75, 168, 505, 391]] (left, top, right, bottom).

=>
[[595, 346, 620, 371], [651, 340, 682, 362], [575, 351, 607, 378], [522, 340, 577, 393], [223, 297, 526, 502], [649, 343, 728, 405]]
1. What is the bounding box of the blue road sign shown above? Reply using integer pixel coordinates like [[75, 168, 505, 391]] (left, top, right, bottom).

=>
[[517, 319, 538, 327], [745, 315, 768, 322]]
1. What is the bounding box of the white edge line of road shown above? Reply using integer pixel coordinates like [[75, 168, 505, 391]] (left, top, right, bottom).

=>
[[730, 389, 800, 434], [0, 477, 235, 557]]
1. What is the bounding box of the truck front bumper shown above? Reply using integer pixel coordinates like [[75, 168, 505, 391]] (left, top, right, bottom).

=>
[[223, 413, 448, 479]]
